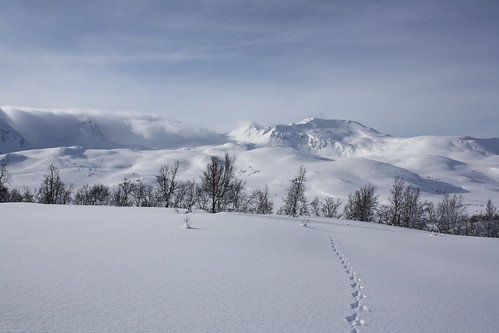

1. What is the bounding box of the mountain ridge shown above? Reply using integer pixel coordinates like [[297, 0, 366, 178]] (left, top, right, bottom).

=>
[[229, 118, 390, 157], [2, 106, 498, 157]]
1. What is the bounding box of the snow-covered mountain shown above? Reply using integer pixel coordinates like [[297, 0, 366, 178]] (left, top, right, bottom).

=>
[[1, 106, 498, 208], [229, 117, 499, 158], [229, 118, 389, 156], [3, 106, 498, 158], [0, 117, 29, 153]]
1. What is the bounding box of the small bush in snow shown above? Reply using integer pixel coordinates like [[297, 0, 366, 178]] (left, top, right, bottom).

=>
[[184, 215, 192, 229]]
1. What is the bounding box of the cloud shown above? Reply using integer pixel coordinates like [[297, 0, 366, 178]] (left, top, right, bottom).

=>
[[0, 106, 225, 149]]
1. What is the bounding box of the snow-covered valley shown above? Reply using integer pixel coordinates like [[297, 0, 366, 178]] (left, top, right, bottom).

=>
[[1, 203, 498, 333]]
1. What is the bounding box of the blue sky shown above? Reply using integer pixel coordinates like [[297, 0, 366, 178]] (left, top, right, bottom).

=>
[[1, 0, 498, 137]]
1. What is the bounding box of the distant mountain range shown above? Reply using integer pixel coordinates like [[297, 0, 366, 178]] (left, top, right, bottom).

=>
[[2, 106, 498, 157], [1, 106, 498, 209], [230, 118, 499, 157]]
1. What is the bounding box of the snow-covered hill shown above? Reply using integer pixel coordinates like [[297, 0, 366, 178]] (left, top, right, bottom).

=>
[[1, 203, 498, 332], [1, 106, 498, 208]]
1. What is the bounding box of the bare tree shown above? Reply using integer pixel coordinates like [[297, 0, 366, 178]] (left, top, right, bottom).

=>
[[0, 162, 12, 202], [196, 184, 210, 211], [8, 188, 23, 202], [321, 197, 342, 218], [421, 201, 437, 231], [132, 181, 157, 207], [37, 164, 72, 204], [467, 199, 499, 237], [387, 177, 406, 226], [202, 155, 225, 213], [436, 194, 467, 234], [400, 186, 424, 229], [174, 179, 200, 211], [280, 165, 308, 217], [226, 178, 247, 212], [343, 184, 378, 222], [484, 199, 497, 221], [255, 185, 273, 215], [248, 185, 273, 215], [21, 187, 35, 203], [74, 184, 91, 205], [89, 184, 111, 205], [484, 199, 499, 238], [155, 161, 180, 207], [112, 177, 135, 207], [74, 184, 111, 205], [201, 153, 237, 213], [310, 196, 321, 216]]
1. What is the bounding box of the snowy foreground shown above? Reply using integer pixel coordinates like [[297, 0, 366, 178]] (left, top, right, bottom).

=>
[[1, 204, 498, 333]]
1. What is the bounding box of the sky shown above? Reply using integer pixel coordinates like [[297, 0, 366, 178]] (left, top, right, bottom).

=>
[[0, 0, 498, 137]]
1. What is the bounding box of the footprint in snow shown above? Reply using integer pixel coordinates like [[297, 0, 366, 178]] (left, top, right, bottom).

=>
[[350, 301, 369, 311], [345, 313, 365, 326], [351, 290, 366, 299]]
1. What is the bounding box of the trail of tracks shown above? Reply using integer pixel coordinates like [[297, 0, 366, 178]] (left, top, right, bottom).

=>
[[321, 231, 370, 333]]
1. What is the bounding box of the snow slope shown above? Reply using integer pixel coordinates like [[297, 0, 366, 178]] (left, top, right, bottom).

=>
[[1, 203, 498, 332], [2, 143, 498, 211]]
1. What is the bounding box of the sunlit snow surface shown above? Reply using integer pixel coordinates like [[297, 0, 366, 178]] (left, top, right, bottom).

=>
[[1, 204, 498, 332]]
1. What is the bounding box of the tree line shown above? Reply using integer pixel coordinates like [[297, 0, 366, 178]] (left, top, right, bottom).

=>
[[1, 158, 497, 238], [0, 154, 274, 215]]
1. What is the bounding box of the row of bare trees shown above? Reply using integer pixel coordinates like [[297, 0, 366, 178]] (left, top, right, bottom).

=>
[[0, 155, 274, 214], [277, 167, 498, 237], [1, 159, 497, 237]]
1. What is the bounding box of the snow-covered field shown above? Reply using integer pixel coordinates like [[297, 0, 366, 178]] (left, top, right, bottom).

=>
[[1, 203, 498, 332]]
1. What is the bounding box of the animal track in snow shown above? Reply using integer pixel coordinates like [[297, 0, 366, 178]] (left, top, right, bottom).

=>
[[345, 313, 366, 326], [351, 290, 367, 299], [321, 231, 370, 332], [350, 282, 365, 289], [350, 300, 369, 311]]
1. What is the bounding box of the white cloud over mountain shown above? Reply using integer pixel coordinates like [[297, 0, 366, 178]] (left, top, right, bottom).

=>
[[0, 106, 225, 151]]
